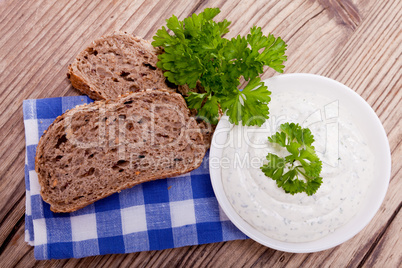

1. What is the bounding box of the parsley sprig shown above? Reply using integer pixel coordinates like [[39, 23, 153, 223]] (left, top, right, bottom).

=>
[[152, 7, 287, 126], [260, 123, 323, 195]]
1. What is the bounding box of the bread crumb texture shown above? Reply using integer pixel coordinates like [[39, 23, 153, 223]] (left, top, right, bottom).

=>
[[68, 32, 173, 100], [35, 90, 206, 213]]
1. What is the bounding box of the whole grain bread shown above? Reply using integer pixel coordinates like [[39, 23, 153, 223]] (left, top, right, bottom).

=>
[[35, 90, 206, 213], [68, 31, 214, 148], [68, 32, 172, 100]]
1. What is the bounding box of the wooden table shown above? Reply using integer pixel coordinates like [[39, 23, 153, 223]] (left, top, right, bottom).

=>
[[0, 0, 400, 267]]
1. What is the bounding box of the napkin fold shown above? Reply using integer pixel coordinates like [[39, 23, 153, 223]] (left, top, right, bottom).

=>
[[23, 96, 247, 260]]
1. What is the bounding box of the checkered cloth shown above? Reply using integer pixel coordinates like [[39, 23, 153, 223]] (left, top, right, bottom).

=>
[[23, 96, 247, 260]]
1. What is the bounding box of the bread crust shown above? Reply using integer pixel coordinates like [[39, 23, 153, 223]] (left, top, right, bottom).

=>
[[68, 64, 105, 100], [35, 90, 206, 213]]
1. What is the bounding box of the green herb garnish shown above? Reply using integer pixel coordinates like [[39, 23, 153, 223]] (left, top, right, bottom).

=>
[[152, 7, 287, 126], [260, 123, 323, 195]]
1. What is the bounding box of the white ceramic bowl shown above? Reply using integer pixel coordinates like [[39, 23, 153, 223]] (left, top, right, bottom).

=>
[[209, 73, 391, 253]]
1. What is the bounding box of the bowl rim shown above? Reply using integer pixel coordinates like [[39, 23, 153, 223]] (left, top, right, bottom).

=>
[[209, 73, 391, 253]]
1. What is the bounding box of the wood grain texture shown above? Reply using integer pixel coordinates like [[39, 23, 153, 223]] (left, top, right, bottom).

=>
[[0, 0, 401, 266]]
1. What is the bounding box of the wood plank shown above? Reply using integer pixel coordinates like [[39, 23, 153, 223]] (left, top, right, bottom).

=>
[[363, 198, 402, 267], [0, 0, 92, 110], [0, 223, 33, 268], [0, 0, 400, 266], [133, 0, 214, 40], [317, 0, 361, 30], [0, 191, 25, 248], [322, 0, 402, 96], [0, 0, 23, 33], [0, 140, 25, 223], [0, 0, 43, 41]]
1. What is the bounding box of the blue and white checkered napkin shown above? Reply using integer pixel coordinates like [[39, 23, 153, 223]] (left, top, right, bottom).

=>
[[23, 96, 247, 260]]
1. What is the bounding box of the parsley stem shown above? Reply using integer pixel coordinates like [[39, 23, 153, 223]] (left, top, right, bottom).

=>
[[295, 167, 312, 181]]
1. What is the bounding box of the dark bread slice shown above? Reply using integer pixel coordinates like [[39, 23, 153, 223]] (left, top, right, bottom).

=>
[[68, 32, 172, 100], [68, 31, 214, 148], [35, 90, 206, 213]]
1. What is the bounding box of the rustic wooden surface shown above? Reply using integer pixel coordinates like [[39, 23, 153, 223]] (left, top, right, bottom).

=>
[[0, 0, 401, 267]]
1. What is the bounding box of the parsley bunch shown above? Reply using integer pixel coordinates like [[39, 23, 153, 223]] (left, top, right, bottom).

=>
[[152, 8, 287, 126], [260, 123, 323, 195]]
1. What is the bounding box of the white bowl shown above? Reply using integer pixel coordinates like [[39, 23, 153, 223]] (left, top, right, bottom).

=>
[[209, 73, 391, 253]]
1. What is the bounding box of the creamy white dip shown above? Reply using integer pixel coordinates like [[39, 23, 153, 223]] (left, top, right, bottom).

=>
[[221, 88, 374, 242]]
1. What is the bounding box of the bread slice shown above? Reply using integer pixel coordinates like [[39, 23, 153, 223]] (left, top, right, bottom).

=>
[[68, 31, 214, 148], [35, 90, 206, 213], [68, 32, 172, 100]]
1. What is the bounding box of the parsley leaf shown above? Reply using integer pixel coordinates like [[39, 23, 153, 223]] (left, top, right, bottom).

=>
[[152, 8, 287, 126], [197, 93, 221, 125], [221, 77, 271, 126], [260, 123, 323, 196]]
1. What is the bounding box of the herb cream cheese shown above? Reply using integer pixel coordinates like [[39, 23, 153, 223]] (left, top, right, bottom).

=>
[[221, 88, 374, 242]]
